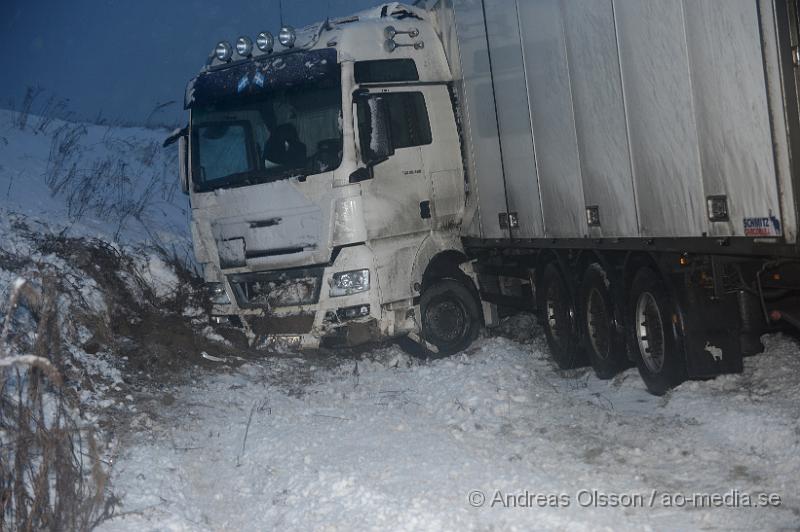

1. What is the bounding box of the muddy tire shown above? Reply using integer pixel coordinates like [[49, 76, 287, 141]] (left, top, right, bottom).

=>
[[538, 263, 585, 369], [579, 263, 629, 379], [420, 279, 481, 357], [627, 267, 688, 395]]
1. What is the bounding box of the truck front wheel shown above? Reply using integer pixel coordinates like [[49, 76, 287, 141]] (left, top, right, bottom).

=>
[[420, 279, 481, 357], [627, 267, 688, 395]]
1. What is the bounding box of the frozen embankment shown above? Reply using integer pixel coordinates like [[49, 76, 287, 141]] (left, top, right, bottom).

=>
[[100, 318, 799, 531], [0, 108, 188, 245], [0, 107, 197, 529]]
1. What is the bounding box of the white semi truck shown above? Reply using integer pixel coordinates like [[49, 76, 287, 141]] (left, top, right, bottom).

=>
[[168, 1, 800, 394]]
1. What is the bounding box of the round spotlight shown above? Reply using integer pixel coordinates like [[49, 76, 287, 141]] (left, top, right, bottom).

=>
[[236, 36, 253, 57], [278, 26, 296, 48], [214, 41, 233, 62], [256, 31, 274, 52]]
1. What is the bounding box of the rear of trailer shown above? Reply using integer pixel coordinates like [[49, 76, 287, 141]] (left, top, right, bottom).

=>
[[427, 0, 800, 393]]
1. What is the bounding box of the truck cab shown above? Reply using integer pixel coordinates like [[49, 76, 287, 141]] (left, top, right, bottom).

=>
[[173, 4, 481, 352]]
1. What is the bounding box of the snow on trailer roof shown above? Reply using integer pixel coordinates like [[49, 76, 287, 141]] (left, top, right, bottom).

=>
[[185, 2, 449, 108]]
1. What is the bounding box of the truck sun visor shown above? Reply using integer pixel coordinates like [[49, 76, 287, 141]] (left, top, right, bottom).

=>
[[185, 48, 338, 109]]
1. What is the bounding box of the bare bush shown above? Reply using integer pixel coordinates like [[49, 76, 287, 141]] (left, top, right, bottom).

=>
[[33, 99, 185, 247], [44, 124, 174, 239], [45, 123, 87, 192], [144, 101, 177, 130], [11, 87, 74, 134], [35, 96, 73, 135], [0, 277, 116, 531], [138, 140, 160, 168], [13, 87, 44, 131]]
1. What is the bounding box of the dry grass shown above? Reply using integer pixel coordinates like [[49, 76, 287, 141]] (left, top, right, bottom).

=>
[[0, 277, 116, 531], [44, 123, 170, 239]]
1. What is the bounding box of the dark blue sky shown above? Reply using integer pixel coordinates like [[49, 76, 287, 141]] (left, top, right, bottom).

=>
[[1, 0, 381, 127]]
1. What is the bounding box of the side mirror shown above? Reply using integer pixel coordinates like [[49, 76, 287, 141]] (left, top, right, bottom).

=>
[[162, 125, 187, 147], [357, 95, 394, 167], [164, 125, 191, 195], [178, 135, 190, 195]]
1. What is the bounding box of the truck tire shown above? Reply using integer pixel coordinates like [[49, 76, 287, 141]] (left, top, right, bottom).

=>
[[420, 279, 481, 357], [538, 263, 585, 369], [580, 263, 629, 379], [627, 267, 688, 395]]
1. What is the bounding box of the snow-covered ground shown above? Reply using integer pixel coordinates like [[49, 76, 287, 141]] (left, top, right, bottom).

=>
[[2, 110, 799, 531], [98, 320, 800, 531], [0, 108, 189, 248]]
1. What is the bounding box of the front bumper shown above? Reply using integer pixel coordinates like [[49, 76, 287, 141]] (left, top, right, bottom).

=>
[[209, 245, 415, 349]]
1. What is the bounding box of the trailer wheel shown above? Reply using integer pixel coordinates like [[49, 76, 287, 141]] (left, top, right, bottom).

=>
[[627, 268, 687, 395], [420, 279, 481, 357], [538, 263, 585, 369], [580, 264, 628, 379]]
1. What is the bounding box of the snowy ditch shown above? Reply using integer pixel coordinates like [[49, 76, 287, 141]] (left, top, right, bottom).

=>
[[98, 322, 800, 531]]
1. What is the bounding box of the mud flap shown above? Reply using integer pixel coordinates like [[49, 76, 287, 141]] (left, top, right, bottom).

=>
[[682, 288, 744, 378], [481, 301, 500, 328]]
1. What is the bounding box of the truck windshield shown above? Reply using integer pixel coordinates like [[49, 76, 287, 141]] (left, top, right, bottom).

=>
[[191, 80, 342, 192]]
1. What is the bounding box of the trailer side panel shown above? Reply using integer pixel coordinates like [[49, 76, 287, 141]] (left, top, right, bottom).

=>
[[484, 0, 544, 238], [441, 0, 509, 239], [562, 0, 639, 238], [517, 0, 587, 238], [683, 0, 782, 239]]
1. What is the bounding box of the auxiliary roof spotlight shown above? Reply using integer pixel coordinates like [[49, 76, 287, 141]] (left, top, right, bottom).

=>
[[236, 36, 253, 57], [214, 41, 233, 62], [256, 31, 274, 52], [278, 26, 296, 48]]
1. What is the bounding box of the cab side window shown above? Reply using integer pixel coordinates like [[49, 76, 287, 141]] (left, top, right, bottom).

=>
[[356, 91, 433, 164], [384, 92, 432, 149]]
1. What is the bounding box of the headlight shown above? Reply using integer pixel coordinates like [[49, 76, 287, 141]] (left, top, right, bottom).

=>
[[214, 41, 233, 62], [207, 282, 232, 305], [278, 26, 296, 48], [329, 269, 370, 297], [256, 31, 274, 52], [236, 36, 253, 57]]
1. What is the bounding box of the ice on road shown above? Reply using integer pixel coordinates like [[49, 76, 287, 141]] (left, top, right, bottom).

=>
[[100, 325, 799, 531]]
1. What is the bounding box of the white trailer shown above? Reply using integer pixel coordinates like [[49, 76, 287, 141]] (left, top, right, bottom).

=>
[[430, 0, 800, 393], [170, 1, 800, 394]]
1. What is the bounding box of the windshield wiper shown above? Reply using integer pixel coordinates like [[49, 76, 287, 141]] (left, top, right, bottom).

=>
[[271, 169, 308, 181], [199, 167, 309, 192]]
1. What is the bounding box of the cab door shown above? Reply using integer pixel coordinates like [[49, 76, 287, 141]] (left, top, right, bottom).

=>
[[356, 88, 434, 240]]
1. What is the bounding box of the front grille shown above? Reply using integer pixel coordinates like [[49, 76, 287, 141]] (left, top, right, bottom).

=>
[[247, 313, 316, 335], [229, 267, 324, 309]]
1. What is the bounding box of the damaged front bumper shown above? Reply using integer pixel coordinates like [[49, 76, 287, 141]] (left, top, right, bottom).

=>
[[208, 245, 415, 350]]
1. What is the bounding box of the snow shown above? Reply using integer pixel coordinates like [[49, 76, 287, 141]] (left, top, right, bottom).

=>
[[0, 107, 191, 381], [135, 255, 180, 300], [98, 321, 800, 531], [0, 108, 189, 249], [201, 326, 232, 347], [345, 2, 426, 22], [368, 97, 389, 155], [0, 108, 190, 425]]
